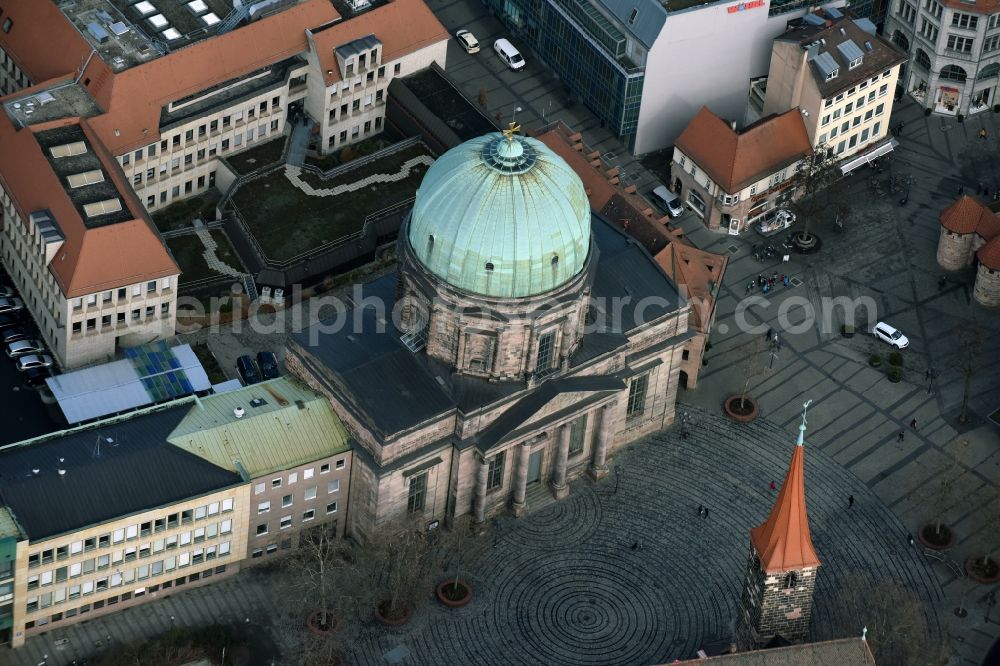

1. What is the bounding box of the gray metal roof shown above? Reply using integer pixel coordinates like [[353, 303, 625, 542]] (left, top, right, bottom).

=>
[[0, 406, 241, 540], [336, 34, 381, 60], [811, 51, 840, 79], [836, 39, 864, 63], [855, 17, 877, 35], [595, 0, 666, 49], [48, 343, 211, 424]]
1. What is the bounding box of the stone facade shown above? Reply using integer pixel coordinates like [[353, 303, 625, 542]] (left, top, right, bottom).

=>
[[936, 228, 984, 270], [736, 547, 819, 649], [975, 263, 1000, 307]]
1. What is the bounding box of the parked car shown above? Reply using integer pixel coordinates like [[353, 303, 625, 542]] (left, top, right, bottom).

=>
[[0, 313, 21, 330], [257, 351, 280, 380], [16, 354, 54, 372], [872, 321, 909, 349], [650, 185, 685, 218], [0, 286, 14, 298], [236, 354, 262, 385], [23, 366, 52, 388], [0, 297, 24, 314], [494, 38, 526, 71], [456, 29, 480, 54], [6, 339, 44, 358], [1, 328, 33, 344]]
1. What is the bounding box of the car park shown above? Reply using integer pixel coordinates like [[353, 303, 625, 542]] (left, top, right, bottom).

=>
[[15, 354, 54, 372], [257, 351, 280, 380], [494, 38, 525, 71], [456, 29, 480, 54], [872, 321, 909, 349], [236, 354, 262, 385], [0, 297, 24, 314], [1, 328, 33, 345], [6, 339, 44, 358]]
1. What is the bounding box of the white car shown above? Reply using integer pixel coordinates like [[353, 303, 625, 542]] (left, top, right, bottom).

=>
[[494, 38, 525, 71], [6, 338, 44, 358], [16, 353, 54, 371], [456, 29, 480, 54], [872, 321, 909, 349]]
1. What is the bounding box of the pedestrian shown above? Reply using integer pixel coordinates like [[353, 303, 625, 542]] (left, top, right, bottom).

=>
[[772, 272, 778, 283], [698, 504, 705, 516], [848, 494, 855, 509], [910, 418, 917, 429], [703, 507, 709, 519], [746, 283, 752, 295], [907, 534, 915, 546], [925, 368, 931, 380], [959, 185, 965, 196], [898, 121, 904, 135], [783, 275, 790, 286], [763, 283, 770, 294], [979, 128, 989, 140], [631, 541, 641, 551], [898, 430, 905, 442], [769, 480, 777, 491], [766, 328, 773, 341]]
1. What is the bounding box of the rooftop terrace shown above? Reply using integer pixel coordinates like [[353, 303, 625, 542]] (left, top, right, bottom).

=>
[[2, 83, 102, 128]]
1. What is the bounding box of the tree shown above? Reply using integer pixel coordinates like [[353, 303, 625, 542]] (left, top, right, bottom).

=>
[[956, 324, 984, 424], [923, 459, 964, 541], [790, 148, 845, 245], [736, 335, 772, 410], [826, 574, 949, 665], [435, 514, 493, 599], [356, 516, 438, 621]]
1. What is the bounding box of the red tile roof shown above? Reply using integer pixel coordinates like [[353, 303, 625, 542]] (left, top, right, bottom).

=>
[[674, 107, 812, 194], [750, 442, 821, 573], [977, 237, 1000, 270], [939, 195, 1000, 238], [0, 0, 95, 87]]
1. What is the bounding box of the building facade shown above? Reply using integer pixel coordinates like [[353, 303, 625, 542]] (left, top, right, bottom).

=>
[[0, 377, 353, 650], [671, 107, 813, 233], [483, 0, 843, 153], [885, 0, 1000, 115], [763, 10, 906, 164], [288, 130, 691, 540]]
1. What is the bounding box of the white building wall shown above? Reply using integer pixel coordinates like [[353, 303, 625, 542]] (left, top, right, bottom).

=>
[[634, 0, 845, 154]]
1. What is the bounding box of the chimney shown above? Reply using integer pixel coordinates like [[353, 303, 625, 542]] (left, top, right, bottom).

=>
[[234, 406, 245, 419]]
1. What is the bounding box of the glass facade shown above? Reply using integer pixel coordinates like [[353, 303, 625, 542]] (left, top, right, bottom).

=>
[[483, 0, 645, 138]]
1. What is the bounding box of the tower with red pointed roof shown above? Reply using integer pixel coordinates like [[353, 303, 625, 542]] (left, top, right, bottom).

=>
[[736, 400, 821, 650]]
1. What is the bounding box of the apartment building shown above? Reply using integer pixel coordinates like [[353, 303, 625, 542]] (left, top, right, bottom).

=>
[[885, 0, 1000, 115], [762, 9, 906, 166], [672, 107, 813, 233], [0, 377, 353, 650]]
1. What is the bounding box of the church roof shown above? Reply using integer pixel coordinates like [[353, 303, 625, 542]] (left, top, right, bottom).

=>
[[407, 132, 591, 298], [749, 416, 821, 573]]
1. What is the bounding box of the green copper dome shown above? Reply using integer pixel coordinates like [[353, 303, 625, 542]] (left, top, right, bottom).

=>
[[408, 132, 591, 298]]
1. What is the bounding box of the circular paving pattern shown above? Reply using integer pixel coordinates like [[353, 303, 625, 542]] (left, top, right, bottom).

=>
[[343, 406, 943, 666]]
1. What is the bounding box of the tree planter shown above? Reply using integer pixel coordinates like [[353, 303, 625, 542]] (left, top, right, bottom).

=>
[[436, 579, 474, 608], [374, 600, 412, 627], [966, 556, 1000, 583], [842, 324, 855, 338], [918, 523, 956, 550], [887, 366, 903, 383], [868, 354, 882, 368], [724, 395, 759, 423], [306, 610, 343, 636]]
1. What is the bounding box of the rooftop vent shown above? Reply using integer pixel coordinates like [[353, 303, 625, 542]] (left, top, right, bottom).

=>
[[864, 40, 873, 50], [249, 398, 267, 408], [67, 169, 105, 189], [839, 27, 846, 35], [36, 91, 56, 106], [50, 141, 87, 158], [83, 198, 123, 218], [86, 22, 111, 44], [234, 406, 245, 418], [295, 400, 306, 410], [110, 21, 129, 36]]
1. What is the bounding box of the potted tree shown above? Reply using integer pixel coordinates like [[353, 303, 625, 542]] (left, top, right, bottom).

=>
[[724, 336, 771, 422], [966, 501, 1000, 583], [918, 462, 961, 550], [361, 517, 437, 626], [434, 515, 492, 608]]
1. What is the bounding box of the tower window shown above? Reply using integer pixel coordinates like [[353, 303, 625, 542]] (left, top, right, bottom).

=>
[[487, 451, 506, 490], [485, 262, 495, 272], [536, 331, 555, 373], [551, 254, 559, 267], [783, 572, 798, 589]]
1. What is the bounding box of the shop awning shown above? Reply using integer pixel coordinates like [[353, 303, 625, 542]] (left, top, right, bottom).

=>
[[840, 138, 899, 175]]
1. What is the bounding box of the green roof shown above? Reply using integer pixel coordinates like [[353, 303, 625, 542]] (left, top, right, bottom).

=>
[[168, 377, 350, 478], [0, 507, 21, 539]]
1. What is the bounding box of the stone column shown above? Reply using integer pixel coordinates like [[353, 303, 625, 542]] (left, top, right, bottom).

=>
[[550, 422, 571, 499], [511, 442, 531, 517], [588, 403, 614, 480], [473, 454, 489, 524]]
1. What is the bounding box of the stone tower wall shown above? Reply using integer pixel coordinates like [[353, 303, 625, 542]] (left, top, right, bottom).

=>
[[736, 546, 819, 650], [974, 263, 1000, 307], [936, 229, 975, 271]]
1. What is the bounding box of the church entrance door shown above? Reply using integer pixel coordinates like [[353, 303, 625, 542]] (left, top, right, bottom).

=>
[[527, 450, 543, 485]]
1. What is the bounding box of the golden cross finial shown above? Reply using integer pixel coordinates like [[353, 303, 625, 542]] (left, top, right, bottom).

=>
[[502, 121, 521, 143]]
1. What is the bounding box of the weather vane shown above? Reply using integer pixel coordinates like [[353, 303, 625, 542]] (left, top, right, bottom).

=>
[[502, 120, 521, 143], [800, 399, 812, 429]]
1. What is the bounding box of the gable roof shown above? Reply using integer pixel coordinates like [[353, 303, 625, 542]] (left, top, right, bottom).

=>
[[0, 0, 95, 87], [939, 195, 1000, 238], [168, 377, 351, 478], [749, 437, 821, 573], [668, 637, 876, 665], [674, 107, 812, 194], [977, 237, 1000, 270]]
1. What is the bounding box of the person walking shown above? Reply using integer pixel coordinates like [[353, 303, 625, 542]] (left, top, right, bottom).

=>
[[698, 504, 705, 517], [848, 495, 855, 509], [910, 418, 917, 429], [979, 127, 989, 140], [769, 480, 777, 491], [703, 507, 709, 519], [898, 430, 905, 442], [766, 328, 774, 341]]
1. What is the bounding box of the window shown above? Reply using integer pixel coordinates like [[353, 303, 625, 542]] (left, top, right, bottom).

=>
[[272, 477, 281, 488], [256, 524, 268, 536], [783, 572, 798, 588], [947, 34, 974, 53], [282, 494, 293, 508], [920, 19, 939, 42], [288, 472, 298, 485], [3, 18, 13, 33], [336, 459, 345, 470], [303, 468, 314, 480], [327, 479, 340, 494], [487, 451, 506, 490], [258, 501, 270, 514], [568, 414, 587, 456], [255, 482, 265, 494], [821, 114, 831, 126], [825, 67, 839, 81], [985, 34, 1000, 52], [221, 519, 233, 534], [222, 498, 234, 512], [320, 463, 331, 474], [303, 509, 316, 522], [535, 331, 555, 374], [305, 486, 317, 500], [279, 515, 292, 529], [326, 502, 338, 514], [848, 57, 862, 70], [407, 472, 428, 513], [952, 12, 978, 29], [627, 374, 649, 418], [394, 63, 401, 75]]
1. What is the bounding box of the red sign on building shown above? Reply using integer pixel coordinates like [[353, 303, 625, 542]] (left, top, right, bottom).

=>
[[728, 0, 764, 12]]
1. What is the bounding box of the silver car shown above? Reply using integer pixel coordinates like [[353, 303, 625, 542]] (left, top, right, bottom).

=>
[[0, 296, 24, 313], [15, 354, 54, 372], [6, 339, 44, 358]]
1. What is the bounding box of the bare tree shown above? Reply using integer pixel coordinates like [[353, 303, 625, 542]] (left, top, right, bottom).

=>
[[790, 148, 846, 243], [956, 324, 984, 424], [925, 460, 964, 540], [355, 516, 438, 621], [435, 514, 493, 599], [736, 335, 772, 410], [826, 574, 948, 666]]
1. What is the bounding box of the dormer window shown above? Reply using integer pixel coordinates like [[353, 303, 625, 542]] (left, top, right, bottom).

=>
[[826, 68, 839, 81], [849, 57, 862, 70], [346, 61, 354, 77]]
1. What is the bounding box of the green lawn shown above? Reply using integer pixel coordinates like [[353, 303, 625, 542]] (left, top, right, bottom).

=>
[[232, 144, 430, 263], [225, 137, 288, 175], [151, 193, 221, 233], [167, 230, 245, 285], [305, 136, 392, 171]]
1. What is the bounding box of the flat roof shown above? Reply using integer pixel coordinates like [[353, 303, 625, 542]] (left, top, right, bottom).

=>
[[47, 342, 211, 424], [2, 83, 103, 128]]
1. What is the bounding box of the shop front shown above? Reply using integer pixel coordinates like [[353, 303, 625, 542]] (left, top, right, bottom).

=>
[[935, 85, 961, 115]]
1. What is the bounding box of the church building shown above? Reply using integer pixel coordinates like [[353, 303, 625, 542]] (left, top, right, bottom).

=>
[[288, 128, 692, 539]]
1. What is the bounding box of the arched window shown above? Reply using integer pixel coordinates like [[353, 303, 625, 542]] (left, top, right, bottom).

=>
[[783, 572, 798, 589], [892, 30, 910, 52], [485, 262, 495, 272], [940, 65, 968, 82], [978, 63, 1000, 80], [914, 49, 931, 71], [551, 254, 559, 267]]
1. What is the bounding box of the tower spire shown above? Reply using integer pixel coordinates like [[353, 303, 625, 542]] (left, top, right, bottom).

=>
[[796, 399, 812, 446]]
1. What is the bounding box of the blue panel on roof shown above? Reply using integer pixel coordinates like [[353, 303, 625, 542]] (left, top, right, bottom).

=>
[[837, 39, 864, 63], [803, 13, 825, 25], [855, 17, 877, 34], [826, 6, 842, 18], [812, 51, 840, 78]]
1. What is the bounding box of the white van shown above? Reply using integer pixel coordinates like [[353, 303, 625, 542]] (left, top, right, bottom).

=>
[[494, 38, 526, 71], [651, 185, 685, 218]]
